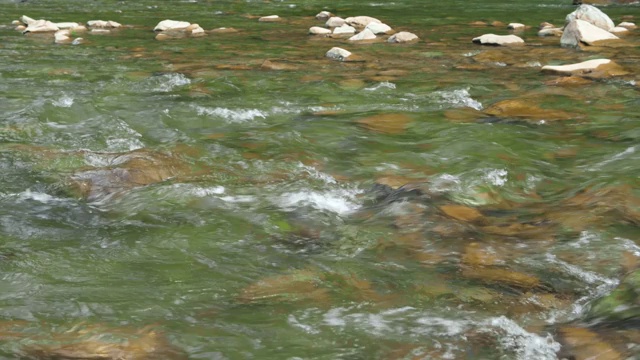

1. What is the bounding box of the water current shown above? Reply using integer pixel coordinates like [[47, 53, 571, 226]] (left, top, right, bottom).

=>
[[0, 0, 639, 358]]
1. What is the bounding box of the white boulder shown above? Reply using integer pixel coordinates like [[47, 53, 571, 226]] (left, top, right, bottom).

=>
[[472, 34, 524, 46], [565, 4, 614, 31], [326, 47, 352, 61], [20, 15, 37, 25], [561, 19, 619, 47], [507, 23, 525, 30], [541, 59, 611, 74], [87, 20, 122, 28], [617, 22, 636, 29], [345, 16, 381, 28], [259, 15, 281, 22], [325, 17, 345, 28], [365, 22, 392, 34], [154, 20, 190, 32], [23, 19, 59, 33], [348, 29, 376, 41], [388, 31, 419, 43], [333, 24, 356, 35], [610, 27, 629, 34], [309, 26, 332, 35], [54, 30, 71, 43], [315, 11, 333, 21]]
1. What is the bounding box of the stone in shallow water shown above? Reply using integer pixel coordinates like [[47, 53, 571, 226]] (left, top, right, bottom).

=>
[[538, 27, 564, 36], [325, 16, 345, 28], [348, 28, 376, 41], [565, 4, 615, 31], [345, 16, 381, 27], [610, 26, 629, 34], [472, 34, 524, 46], [557, 327, 623, 360], [461, 266, 541, 289], [325, 47, 352, 61], [365, 22, 393, 34], [333, 24, 356, 35], [237, 269, 329, 304], [439, 204, 484, 223], [542, 59, 629, 78], [315, 11, 333, 21], [561, 19, 619, 47], [309, 26, 331, 35], [23, 19, 59, 33], [388, 31, 419, 43], [617, 21, 636, 29], [507, 23, 525, 30], [259, 15, 281, 22], [153, 19, 190, 32]]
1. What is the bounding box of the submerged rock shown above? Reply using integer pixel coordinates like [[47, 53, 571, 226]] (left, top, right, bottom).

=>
[[566, 4, 615, 31], [356, 113, 413, 134], [472, 34, 524, 46], [561, 19, 619, 47], [484, 98, 575, 121], [388, 31, 419, 43]]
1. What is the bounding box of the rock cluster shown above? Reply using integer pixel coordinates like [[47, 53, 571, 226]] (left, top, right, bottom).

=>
[[13, 15, 125, 44], [153, 20, 206, 40]]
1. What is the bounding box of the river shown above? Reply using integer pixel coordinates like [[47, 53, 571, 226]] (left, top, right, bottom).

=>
[[0, 0, 639, 358]]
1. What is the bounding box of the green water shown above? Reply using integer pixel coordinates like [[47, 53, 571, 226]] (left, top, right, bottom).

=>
[[0, 0, 640, 358]]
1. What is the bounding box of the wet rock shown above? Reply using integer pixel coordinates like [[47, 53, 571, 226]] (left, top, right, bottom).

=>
[[542, 59, 629, 78], [348, 28, 376, 41], [259, 15, 281, 22], [355, 113, 413, 134], [484, 98, 575, 121], [365, 22, 393, 35], [545, 76, 593, 86], [472, 34, 524, 46], [325, 47, 352, 61], [87, 20, 122, 29], [587, 269, 640, 324], [309, 26, 331, 35], [462, 242, 502, 267], [67, 150, 191, 202], [507, 23, 525, 30], [462, 266, 541, 289], [260, 59, 300, 71], [388, 31, 419, 43], [238, 269, 329, 304], [315, 11, 333, 21], [325, 17, 345, 28], [557, 327, 623, 360], [345, 16, 381, 28], [439, 204, 484, 223], [23, 19, 59, 33], [566, 4, 615, 31], [22, 326, 188, 360], [333, 24, 356, 35], [561, 19, 619, 47]]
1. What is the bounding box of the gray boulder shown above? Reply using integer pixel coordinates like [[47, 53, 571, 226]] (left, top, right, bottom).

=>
[[560, 19, 619, 47], [565, 4, 614, 31]]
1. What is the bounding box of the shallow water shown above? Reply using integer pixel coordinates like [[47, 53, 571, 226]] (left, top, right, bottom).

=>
[[1, 0, 640, 358]]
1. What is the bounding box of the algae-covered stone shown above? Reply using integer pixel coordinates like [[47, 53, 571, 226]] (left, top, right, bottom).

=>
[[587, 269, 640, 323]]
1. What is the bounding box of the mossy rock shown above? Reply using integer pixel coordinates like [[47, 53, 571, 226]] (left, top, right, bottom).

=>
[[587, 270, 640, 323]]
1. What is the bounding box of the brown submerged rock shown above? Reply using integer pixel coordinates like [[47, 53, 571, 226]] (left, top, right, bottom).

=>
[[484, 98, 577, 122], [237, 269, 330, 305], [462, 266, 541, 289], [439, 204, 485, 223], [356, 113, 413, 134], [557, 327, 623, 360]]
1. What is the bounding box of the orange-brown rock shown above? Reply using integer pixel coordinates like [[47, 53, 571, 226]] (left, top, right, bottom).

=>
[[461, 242, 502, 267], [558, 327, 623, 360], [462, 266, 541, 289], [439, 204, 484, 223], [237, 269, 329, 304], [484, 99, 577, 122], [356, 113, 413, 134]]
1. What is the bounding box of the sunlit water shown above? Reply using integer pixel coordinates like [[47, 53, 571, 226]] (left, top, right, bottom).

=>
[[0, 0, 639, 358]]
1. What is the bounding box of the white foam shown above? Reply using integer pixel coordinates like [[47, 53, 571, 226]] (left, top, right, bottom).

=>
[[364, 82, 397, 91], [485, 168, 508, 186], [485, 316, 561, 360], [194, 105, 267, 123], [51, 94, 74, 108], [297, 163, 337, 184], [154, 73, 191, 92], [433, 88, 483, 111], [16, 189, 57, 203], [277, 189, 362, 216]]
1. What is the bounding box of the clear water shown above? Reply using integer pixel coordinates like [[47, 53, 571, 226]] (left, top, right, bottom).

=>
[[0, 0, 639, 358]]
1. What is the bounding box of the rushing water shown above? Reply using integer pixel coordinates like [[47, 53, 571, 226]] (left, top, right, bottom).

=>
[[0, 0, 640, 358]]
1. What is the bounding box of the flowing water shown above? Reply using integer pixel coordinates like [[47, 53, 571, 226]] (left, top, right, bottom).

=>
[[1, 0, 640, 358]]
